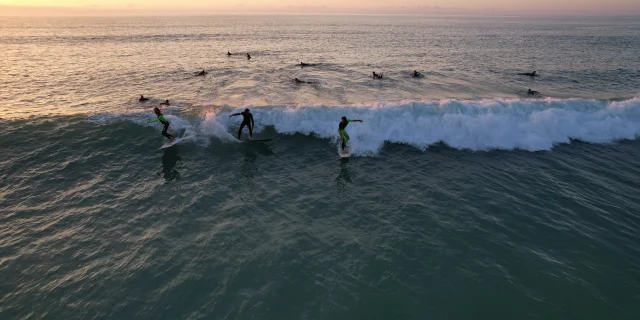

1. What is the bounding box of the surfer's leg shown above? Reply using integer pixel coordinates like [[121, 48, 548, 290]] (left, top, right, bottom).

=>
[[340, 130, 349, 150], [162, 124, 174, 140], [238, 123, 246, 139], [248, 123, 253, 138]]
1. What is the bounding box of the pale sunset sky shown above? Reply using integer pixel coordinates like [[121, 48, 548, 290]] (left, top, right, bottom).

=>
[[1, 0, 639, 15]]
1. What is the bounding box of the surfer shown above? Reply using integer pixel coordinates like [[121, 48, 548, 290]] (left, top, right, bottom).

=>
[[247, 53, 251, 60], [300, 62, 309, 67], [372, 72, 383, 79], [338, 116, 363, 151], [229, 108, 254, 140], [148, 107, 174, 142], [413, 70, 421, 77], [227, 51, 232, 56], [294, 78, 312, 84], [528, 89, 540, 96], [139, 95, 149, 102], [518, 71, 538, 77], [160, 99, 170, 105], [196, 70, 207, 76]]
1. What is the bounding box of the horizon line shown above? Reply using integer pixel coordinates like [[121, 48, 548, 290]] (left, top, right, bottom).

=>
[[2, 4, 640, 17]]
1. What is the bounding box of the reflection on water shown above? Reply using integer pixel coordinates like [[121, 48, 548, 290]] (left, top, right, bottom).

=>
[[241, 142, 274, 181], [161, 146, 181, 181], [336, 159, 352, 189]]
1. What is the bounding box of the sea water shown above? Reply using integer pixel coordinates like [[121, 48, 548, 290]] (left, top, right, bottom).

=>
[[1, 15, 639, 319]]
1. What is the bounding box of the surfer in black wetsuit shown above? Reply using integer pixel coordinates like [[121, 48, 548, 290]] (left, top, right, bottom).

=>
[[160, 99, 170, 105], [227, 51, 232, 56], [196, 70, 207, 76], [247, 53, 251, 60], [139, 95, 149, 102], [229, 108, 254, 140], [339, 116, 363, 151], [413, 70, 421, 77], [295, 78, 312, 83], [528, 89, 540, 96], [372, 72, 383, 79], [518, 71, 538, 77]]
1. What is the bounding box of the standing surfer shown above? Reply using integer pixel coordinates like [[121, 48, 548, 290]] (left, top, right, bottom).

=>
[[229, 108, 255, 140], [148, 107, 174, 142], [339, 116, 363, 151]]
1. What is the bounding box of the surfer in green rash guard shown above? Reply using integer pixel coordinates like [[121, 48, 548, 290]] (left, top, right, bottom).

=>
[[338, 116, 363, 151], [148, 107, 174, 142]]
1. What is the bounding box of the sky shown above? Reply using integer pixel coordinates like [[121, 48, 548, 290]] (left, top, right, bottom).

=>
[[1, 0, 640, 16]]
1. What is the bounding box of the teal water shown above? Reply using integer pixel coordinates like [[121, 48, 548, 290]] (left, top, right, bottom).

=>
[[1, 15, 640, 320]]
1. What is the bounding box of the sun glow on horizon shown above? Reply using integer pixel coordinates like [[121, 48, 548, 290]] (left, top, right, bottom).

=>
[[1, 0, 640, 15]]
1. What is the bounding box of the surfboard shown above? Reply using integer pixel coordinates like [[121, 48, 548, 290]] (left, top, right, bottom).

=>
[[243, 139, 272, 142], [159, 137, 181, 149], [158, 129, 188, 149], [339, 145, 351, 158]]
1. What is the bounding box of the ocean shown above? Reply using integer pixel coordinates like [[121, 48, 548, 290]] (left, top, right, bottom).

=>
[[1, 15, 640, 319]]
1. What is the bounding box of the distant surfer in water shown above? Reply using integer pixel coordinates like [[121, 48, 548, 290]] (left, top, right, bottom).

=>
[[372, 72, 383, 79], [229, 108, 254, 140], [339, 116, 363, 151], [148, 107, 174, 142], [300, 62, 309, 67], [294, 78, 312, 84], [139, 95, 149, 102], [227, 51, 232, 56], [528, 89, 540, 96], [196, 70, 207, 76], [247, 53, 251, 60], [160, 99, 170, 106], [413, 70, 421, 77], [518, 71, 538, 77]]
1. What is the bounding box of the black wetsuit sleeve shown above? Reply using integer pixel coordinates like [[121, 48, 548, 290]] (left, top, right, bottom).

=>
[[230, 113, 241, 117]]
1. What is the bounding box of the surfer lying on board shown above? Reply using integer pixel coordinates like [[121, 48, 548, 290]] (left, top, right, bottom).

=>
[[518, 71, 538, 77], [148, 107, 174, 142], [229, 108, 254, 140], [339, 116, 363, 151]]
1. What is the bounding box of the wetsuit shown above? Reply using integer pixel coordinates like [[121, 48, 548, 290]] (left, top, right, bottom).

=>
[[231, 112, 254, 139], [150, 114, 174, 140], [339, 120, 352, 149]]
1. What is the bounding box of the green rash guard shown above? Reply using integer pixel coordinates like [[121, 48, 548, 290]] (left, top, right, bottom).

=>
[[339, 120, 351, 141], [150, 115, 169, 125]]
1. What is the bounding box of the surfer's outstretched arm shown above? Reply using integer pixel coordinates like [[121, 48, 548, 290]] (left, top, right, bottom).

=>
[[350, 119, 363, 123], [229, 113, 241, 117]]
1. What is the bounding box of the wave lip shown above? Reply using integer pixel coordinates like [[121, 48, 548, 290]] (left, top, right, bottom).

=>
[[89, 97, 640, 155], [239, 97, 640, 154]]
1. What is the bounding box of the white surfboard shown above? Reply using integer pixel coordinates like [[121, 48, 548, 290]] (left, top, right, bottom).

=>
[[159, 137, 181, 149], [158, 129, 189, 149], [339, 145, 351, 158]]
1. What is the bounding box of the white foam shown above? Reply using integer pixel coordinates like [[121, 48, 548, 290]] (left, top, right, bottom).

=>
[[90, 98, 640, 155], [217, 97, 640, 154]]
